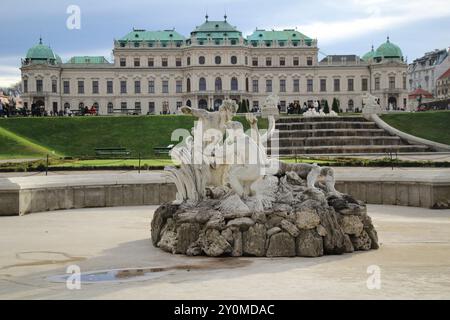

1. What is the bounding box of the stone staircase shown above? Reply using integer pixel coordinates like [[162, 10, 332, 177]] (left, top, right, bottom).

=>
[[268, 116, 432, 156]]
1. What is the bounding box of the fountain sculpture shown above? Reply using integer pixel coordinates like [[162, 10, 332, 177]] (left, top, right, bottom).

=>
[[151, 95, 379, 257]]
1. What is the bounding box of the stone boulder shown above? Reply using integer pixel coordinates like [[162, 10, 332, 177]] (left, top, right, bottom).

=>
[[296, 229, 324, 257], [340, 215, 364, 236], [243, 223, 267, 257], [266, 232, 296, 257], [151, 204, 178, 246], [201, 229, 232, 257], [295, 209, 321, 230]]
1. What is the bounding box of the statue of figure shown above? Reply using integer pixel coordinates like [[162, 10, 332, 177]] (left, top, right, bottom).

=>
[[314, 100, 319, 111], [362, 93, 383, 115], [214, 121, 267, 198]]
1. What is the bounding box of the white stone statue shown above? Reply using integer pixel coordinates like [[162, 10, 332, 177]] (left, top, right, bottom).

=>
[[362, 93, 383, 115]]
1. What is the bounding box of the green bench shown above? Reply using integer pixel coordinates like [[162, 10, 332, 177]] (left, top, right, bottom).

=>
[[95, 147, 131, 158], [153, 144, 174, 156]]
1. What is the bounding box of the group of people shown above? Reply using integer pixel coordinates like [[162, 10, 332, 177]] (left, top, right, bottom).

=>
[[286, 101, 323, 115]]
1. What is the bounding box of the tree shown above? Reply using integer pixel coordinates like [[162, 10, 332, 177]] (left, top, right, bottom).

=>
[[332, 98, 340, 114], [323, 100, 330, 114], [237, 100, 248, 113]]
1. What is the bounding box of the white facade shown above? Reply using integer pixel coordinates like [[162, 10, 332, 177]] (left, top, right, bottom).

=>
[[21, 18, 409, 115]]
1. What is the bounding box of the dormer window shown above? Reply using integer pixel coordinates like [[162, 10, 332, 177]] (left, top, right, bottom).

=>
[[134, 42, 139, 48], [215, 24, 219, 28], [135, 34, 139, 38]]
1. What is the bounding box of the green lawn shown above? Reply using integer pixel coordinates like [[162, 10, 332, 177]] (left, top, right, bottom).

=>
[[381, 111, 450, 145], [0, 126, 55, 159], [0, 115, 268, 159]]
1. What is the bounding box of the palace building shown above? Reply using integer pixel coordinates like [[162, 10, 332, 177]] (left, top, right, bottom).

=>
[[20, 16, 408, 115]]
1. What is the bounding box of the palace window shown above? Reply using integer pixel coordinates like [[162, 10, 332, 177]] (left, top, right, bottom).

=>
[[186, 78, 191, 93], [134, 58, 140, 67], [148, 102, 155, 114], [176, 80, 183, 93], [148, 58, 154, 67], [231, 77, 238, 91], [107, 81, 113, 94], [307, 57, 313, 66], [121, 102, 127, 112], [362, 78, 368, 92], [280, 101, 286, 112], [63, 81, 70, 94], [307, 79, 313, 92], [280, 57, 285, 66], [215, 77, 222, 92], [215, 56, 221, 65], [266, 57, 272, 66], [120, 80, 127, 94], [148, 80, 155, 94], [135, 80, 141, 94], [107, 102, 113, 114], [199, 77, 206, 91], [293, 79, 300, 92], [92, 80, 99, 94], [187, 57, 191, 66], [176, 101, 182, 109], [252, 57, 258, 66], [36, 79, 43, 93], [266, 79, 272, 92], [23, 79, 28, 93], [348, 79, 354, 92], [176, 58, 182, 67], [199, 56, 205, 65], [252, 79, 259, 93], [77, 80, 84, 94], [320, 79, 327, 92], [334, 79, 340, 92], [375, 77, 380, 91], [120, 58, 126, 67], [280, 79, 286, 93], [231, 56, 238, 65], [135, 102, 141, 114], [389, 76, 396, 89], [162, 80, 169, 93], [162, 58, 168, 67], [52, 79, 57, 93], [293, 57, 299, 66], [403, 76, 407, 90]]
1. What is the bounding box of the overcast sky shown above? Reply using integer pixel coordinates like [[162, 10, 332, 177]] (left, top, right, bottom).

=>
[[1, 0, 450, 87]]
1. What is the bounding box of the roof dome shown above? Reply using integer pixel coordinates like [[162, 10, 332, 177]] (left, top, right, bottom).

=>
[[362, 46, 375, 61], [26, 38, 57, 61], [374, 37, 403, 59]]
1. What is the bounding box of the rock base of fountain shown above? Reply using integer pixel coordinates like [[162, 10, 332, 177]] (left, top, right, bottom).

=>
[[151, 174, 379, 258]]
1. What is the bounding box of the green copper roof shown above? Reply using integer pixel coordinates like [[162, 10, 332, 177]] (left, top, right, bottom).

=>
[[67, 56, 110, 64], [362, 46, 375, 61], [120, 29, 185, 42], [193, 19, 239, 33], [247, 29, 312, 42], [374, 37, 403, 59], [26, 38, 57, 61]]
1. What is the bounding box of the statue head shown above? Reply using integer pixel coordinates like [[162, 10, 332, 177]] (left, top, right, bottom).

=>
[[225, 121, 244, 137], [219, 99, 237, 122]]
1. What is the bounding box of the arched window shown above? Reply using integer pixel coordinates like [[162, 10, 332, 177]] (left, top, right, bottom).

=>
[[186, 100, 192, 107], [246, 78, 249, 92], [64, 103, 70, 110], [93, 102, 99, 114], [107, 102, 113, 114], [215, 56, 221, 65], [348, 99, 354, 112], [199, 77, 206, 91], [215, 77, 222, 92], [199, 56, 205, 65], [231, 56, 237, 64], [79, 102, 84, 110], [198, 99, 208, 110], [187, 56, 191, 66], [231, 77, 238, 91], [186, 78, 191, 93]]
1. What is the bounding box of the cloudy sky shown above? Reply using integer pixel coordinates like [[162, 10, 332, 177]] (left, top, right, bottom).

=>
[[1, 0, 450, 87]]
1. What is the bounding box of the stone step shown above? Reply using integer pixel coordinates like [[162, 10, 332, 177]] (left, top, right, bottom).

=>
[[277, 116, 367, 123], [269, 136, 404, 147], [276, 122, 379, 130], [278, 129, 390, 138], [267, 145, 431, 155]]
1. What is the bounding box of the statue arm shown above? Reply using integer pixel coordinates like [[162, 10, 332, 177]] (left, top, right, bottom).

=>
[[260, 116, 276, 145], [181, 106, 208, 119]]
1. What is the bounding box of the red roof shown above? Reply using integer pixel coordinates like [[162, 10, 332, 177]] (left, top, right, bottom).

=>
[[408, 88, 433, 98], [438, 67, 450, 80]]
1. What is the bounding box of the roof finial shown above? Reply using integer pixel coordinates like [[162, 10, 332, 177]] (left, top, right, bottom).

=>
[[224, 12, 227, 21], [387, 35, 390, 43], [205, 12, 209, 21], [371, 44, 374, 51], [39, 36, 42, 45]]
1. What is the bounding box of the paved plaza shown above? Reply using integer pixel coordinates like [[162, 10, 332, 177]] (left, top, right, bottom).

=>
[[0, 204, 449, 300]]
